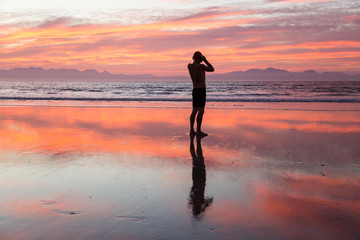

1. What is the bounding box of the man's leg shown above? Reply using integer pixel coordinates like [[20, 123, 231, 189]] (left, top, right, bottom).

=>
[[190, 108, 198, 135], [196, 108, 207, 136]]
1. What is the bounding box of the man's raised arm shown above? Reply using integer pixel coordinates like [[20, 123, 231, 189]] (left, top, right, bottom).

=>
[[201, 56, 214, 72]]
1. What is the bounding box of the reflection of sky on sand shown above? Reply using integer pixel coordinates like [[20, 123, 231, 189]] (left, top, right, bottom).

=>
[[0, 103, 359, 239]]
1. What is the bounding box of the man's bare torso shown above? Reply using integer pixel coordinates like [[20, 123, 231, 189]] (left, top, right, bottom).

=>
[[188, 63, 206, 88]]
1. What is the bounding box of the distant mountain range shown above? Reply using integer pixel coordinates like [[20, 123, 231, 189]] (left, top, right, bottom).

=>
[[209, 67, 360, 81], [0, 67, 359, 81], [0, 67, 158, 80]]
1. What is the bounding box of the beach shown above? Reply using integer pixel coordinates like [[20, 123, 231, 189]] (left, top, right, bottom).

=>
[[0, 101, 359, 239], [2, 0, 360, 237]]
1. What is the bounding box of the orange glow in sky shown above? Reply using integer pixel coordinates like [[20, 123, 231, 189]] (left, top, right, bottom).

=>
[[0, 0, 359, 76]]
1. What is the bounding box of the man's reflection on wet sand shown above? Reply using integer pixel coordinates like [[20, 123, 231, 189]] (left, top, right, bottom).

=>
[[188, 135, 213, 220]]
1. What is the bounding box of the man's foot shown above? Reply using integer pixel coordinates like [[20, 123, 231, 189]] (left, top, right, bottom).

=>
[[190, 130, 196, 136], [196, 131, 208, 137]]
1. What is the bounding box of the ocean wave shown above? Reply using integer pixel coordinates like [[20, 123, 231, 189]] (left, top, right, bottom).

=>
[[1, 80, 359, 103], [0, 96, 359, 103]]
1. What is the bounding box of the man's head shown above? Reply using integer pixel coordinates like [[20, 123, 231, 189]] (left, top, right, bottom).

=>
[[193, 51, 203, 62]]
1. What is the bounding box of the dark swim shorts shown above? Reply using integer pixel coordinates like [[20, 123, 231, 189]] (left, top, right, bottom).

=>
[[192, 88, 206, 108]]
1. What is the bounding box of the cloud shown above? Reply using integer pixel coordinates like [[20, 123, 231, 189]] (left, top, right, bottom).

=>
[[36, 17, 73, 28], [0, 1, 359, 75], [267, 0, 334, 3]]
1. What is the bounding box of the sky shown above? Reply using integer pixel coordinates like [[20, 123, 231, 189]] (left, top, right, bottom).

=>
[[0, 0, 359, 76]]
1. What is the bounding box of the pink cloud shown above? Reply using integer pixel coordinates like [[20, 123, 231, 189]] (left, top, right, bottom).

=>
[[0, 2, 359, 75]]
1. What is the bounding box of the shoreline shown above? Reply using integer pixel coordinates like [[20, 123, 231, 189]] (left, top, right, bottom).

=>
[[1, 100, 360, 111]]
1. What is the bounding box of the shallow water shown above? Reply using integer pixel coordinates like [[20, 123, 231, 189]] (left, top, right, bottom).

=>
[[0, 102, 359, 240]]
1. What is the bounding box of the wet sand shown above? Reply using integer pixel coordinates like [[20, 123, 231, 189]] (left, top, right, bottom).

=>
[[0, 102, 359, 240]]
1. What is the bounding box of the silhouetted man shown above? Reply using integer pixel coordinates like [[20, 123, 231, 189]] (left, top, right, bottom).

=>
[[188, 51, 214, 136]]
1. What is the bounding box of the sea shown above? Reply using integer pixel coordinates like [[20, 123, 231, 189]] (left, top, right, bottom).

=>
[[0, 80, 359, 104]]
